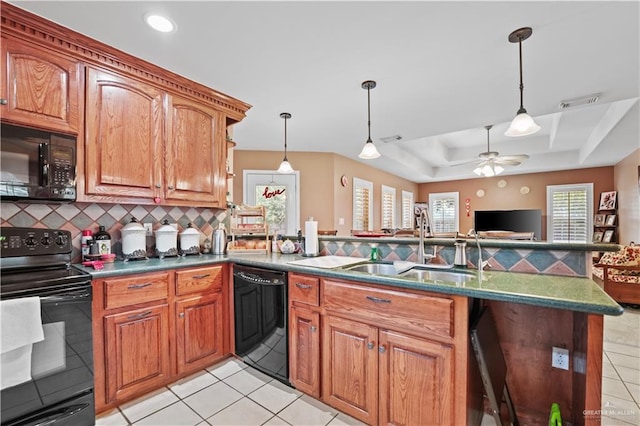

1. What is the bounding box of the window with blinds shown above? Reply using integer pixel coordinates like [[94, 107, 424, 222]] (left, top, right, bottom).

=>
[[428, 192, 459, 233], [401, 191, 414, 229], [353, 177, 373, 231], [381, 185, 396, 229], [547, 183, 593, 243]]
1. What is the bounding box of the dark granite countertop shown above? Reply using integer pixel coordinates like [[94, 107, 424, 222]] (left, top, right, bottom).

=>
[[74, 252, 623, 316]]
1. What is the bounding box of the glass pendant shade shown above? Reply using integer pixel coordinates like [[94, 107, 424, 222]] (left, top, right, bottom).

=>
[[277, 112, 294, 173], [277, 159, 294, 174], [505, 110, 541, 137], [359, 139, 381, 159]]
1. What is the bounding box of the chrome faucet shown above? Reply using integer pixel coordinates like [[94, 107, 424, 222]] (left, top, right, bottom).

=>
[[471, 229, 491, 276], [417, 208, 437, 264]]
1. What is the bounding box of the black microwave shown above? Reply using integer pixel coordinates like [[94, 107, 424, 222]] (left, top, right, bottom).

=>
[[0, 123, 77, 202]]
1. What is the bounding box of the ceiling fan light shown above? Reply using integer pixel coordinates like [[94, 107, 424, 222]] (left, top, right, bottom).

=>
[[505, 111, 541, 137], [494, 164, 505, 175], [359, 140, 381, 159], [277, 158, 294, 174]]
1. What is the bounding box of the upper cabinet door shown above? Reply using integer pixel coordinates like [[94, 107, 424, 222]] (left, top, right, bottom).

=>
[[85, 67, 163, 200], [1, 37, 81, 134], [165, 94, 226, 207]]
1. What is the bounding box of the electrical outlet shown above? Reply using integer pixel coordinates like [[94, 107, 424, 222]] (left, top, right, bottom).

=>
[[143, 223, 153, 237], [552, 346, 569, 370]]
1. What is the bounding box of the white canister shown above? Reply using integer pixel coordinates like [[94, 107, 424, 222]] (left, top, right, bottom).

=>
[[121, 217, 147, 260], [155, 219, 178, 258], [180, 223, 201, 255]]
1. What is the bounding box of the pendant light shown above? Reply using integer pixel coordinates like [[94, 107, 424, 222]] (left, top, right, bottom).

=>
[[277, 112, 294, 174], [505, 27, 541, 137], [358, 80, 381, 159]]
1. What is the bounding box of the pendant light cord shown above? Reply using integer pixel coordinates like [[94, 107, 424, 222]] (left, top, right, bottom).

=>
[[283, 115, 288, 160], [367, 85, 372, 143], [518, 36, 525, 112]]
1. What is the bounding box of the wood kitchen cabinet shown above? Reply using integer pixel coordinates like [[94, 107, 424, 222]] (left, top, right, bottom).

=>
[[84, 67, 227, 207], [84, 67, 164, 201], [175, 265, 227, 374], [288, 273, 321, 397], [95, 272, 172, 407], [0, 36, 81, 134], [319, 278, 466, 426], [165, 94, 226, 206], [93, 265, 229, 412]]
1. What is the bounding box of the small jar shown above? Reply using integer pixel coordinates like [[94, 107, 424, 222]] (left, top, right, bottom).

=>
[[179, 223, 201, 256], [155, 220, 178, 258]]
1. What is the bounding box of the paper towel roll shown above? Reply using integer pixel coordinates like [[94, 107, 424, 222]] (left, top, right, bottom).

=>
[[305, 218, 318, 256]]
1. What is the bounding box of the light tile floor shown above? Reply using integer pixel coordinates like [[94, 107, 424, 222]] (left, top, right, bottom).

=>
[[97, 308, 640, 426]]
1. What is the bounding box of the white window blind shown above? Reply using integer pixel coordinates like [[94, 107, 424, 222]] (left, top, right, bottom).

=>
[[401, 191, 414, 229], [429, 192, 459, 233], [547, 184, 593, 243], [381, 185, 396, 229], [353, 177, 373, 231]]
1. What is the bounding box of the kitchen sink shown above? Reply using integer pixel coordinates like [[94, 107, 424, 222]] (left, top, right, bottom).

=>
[[345, 262, 400, 275], [399, 268, 476, 284], [343, 261, 477, 284]]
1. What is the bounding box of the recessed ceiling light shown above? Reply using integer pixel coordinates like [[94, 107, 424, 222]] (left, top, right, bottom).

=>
[[144, 13, 176, 33]]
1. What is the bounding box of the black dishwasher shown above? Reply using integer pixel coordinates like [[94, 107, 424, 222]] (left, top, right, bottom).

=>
[[233, 265, 288, 384]]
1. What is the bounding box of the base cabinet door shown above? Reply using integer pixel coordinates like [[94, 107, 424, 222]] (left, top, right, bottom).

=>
[[176, 292, 224, 374], [322, 315, 378, 425], [289, 307, 320, 397], [104, 304, 170, 404], [378, 330, 454, 426]]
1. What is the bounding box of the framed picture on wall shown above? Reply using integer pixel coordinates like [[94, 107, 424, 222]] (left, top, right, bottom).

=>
[[593, 231, 604, 243], [594, 214, 606, 226], [602, 229, 614, 243], [598, 191, 617, 210]]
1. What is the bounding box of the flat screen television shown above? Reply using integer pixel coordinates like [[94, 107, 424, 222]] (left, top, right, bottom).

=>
[[474, 209, 542, 240]]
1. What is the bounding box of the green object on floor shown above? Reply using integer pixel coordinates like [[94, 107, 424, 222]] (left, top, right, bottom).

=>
[[549, 402, 562, 426]]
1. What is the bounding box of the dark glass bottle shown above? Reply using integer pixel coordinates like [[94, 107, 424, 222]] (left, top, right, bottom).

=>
[[94, 225, 111, 255]]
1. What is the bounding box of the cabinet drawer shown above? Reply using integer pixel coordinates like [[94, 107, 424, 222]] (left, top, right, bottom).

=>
[[103, 272, 170, 310], [289, 273, 320, 306], [175, 266, 223, 296], [322, 279, 454, 339]]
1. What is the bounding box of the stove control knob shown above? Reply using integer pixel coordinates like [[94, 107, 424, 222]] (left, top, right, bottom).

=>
[[25, 236, 37, 247], [55, 234, 68, 247], [41, 236, 52, 246]]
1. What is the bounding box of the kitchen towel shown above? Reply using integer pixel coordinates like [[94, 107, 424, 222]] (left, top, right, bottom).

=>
[[304, 218, 318, 256], [1, 297, 45, 389]]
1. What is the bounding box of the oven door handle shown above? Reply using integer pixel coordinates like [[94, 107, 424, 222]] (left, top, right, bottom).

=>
[[29, 402, 90, 426], [39, 290, 91, 303]]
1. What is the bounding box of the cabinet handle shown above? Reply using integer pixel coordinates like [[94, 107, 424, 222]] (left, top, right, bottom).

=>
[[128, 310, 152, 320], [179, 312, 185, 318], [379, 345, 386, 353], [0, 98, 7, 105], [155, 184, 161, 188], [310, 326, 317, 332], [366, 295, 391, 304], [192, 273, 211, 279], [128, 282, 152, 289], [367, 342, 375, 350], [168, 185, 174, 190], [295, 283, 313, 289]]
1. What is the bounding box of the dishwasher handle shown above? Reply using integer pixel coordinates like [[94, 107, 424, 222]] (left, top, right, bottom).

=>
[[234, 270, 285, 285]]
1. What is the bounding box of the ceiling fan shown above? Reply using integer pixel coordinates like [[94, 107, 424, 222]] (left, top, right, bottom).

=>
[[470, 125, 529, 177]]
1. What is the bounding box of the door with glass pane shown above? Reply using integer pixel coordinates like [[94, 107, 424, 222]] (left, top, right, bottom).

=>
[[244, 170, 299, 235]]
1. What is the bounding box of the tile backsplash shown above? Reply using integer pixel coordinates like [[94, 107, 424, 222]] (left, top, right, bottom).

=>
[[1, 201, 228, 262]]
